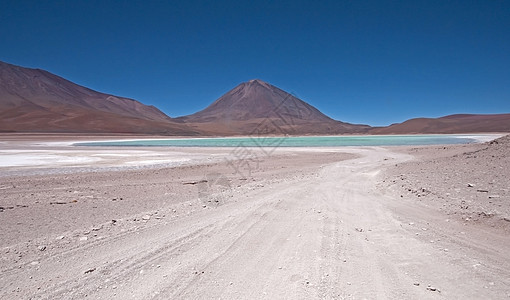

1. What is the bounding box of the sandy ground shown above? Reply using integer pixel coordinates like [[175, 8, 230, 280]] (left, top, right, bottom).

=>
[[0, 134, 509, 299]]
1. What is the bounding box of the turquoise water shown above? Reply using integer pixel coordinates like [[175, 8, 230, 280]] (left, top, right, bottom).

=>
[[75, 135, 483, 147]]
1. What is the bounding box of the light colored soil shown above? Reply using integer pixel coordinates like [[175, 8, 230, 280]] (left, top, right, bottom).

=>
[[383, 134, 510, 231], [0, 135, 509, 299]]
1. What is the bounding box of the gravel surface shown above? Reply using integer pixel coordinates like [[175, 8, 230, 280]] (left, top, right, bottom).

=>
[[1, 134, 509, 299]]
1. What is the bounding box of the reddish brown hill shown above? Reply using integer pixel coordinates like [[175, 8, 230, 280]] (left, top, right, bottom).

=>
[[371, 114, 510, 134], [0, 61, 198, 135], [177, 79, 370, 135]]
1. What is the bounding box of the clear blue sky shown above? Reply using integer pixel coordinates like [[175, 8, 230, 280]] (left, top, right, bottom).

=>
[[1, 0, 509, 126]]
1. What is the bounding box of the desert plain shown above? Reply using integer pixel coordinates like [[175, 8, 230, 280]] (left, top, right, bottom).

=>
[[0, 133, 509, 299]]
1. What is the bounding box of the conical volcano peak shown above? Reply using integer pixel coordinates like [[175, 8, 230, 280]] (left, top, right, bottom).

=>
[[245, 79, 271, 89], [178, 79, 371, 135]]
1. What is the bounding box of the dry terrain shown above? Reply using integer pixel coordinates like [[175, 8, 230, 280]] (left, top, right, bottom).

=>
[[0, 134, 509, 299]]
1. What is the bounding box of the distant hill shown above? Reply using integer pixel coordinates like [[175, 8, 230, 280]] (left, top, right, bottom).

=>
[[176, 79, 370, 135], [370, 114, 510, 134], [0, 61, 198, 135]]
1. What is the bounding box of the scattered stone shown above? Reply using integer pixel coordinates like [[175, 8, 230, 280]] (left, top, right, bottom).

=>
[[477, 189, 489, 193], [413, 282, 420, 286], [142, 215, 151, 221], [426, 286, 438, 292], [503, 217, 510, 222], [488, 195, 500, 199], [355, 228, 363, 232], [37, 246, 46, 251], [183, 180, 208, 185], [56, 236, 65, 240], [49, 201, 68, 205], [479, 212, 494, 217], [30, 261, 39, 266], [202, 205, 207, 208], [79, 236, 88, 241], [84, 268, 96, 274], [92, 225, 102, 231], [467, 183, 475, 187]]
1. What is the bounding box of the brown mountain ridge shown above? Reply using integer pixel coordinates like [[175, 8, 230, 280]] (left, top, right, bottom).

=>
[[371, 114, 510, 134], [0, 61, 198, 135], [1, 60, 509, 135]]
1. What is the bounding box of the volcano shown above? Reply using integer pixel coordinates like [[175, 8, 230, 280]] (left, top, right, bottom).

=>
[[177, 79, 370, 135]]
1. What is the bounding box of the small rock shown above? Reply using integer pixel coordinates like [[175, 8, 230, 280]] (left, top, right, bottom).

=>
[[413, 282, 420, 286], [488, 195, 500, 199], [426, 286, 437, 292], [84, 268, 96, 274], [202, 205, 207, 208], [79, 236, 88, 241], [37, 246, 46, 251], [142, 215, 151, 221], [56, 235, 65, 240], [92, 225, 102, 231], [467, 183, 475, 187]]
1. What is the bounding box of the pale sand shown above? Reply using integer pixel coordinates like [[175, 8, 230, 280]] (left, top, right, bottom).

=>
[[0, 134, 509, 299]]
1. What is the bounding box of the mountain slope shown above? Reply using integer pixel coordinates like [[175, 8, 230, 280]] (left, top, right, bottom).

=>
[[371, 114, 510, 134], [0, 61, 198, 134], [178, 79, 371, 135]]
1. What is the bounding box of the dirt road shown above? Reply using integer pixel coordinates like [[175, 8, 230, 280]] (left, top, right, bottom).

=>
[[1, 146, 509, 299]]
